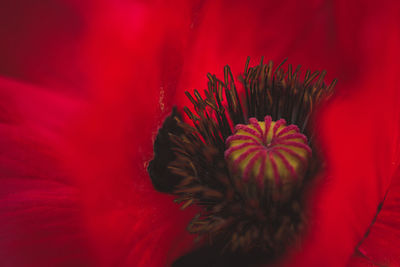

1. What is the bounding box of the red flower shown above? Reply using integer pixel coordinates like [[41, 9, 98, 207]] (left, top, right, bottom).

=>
[[0, 0, 399, 266]]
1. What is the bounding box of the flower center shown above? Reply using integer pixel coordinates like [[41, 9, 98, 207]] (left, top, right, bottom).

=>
[[148, 58, 336, 260], [225, 116, 311, 190]]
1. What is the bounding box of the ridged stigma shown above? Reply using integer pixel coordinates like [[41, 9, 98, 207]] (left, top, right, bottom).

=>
[[225, 116, 311, 190]]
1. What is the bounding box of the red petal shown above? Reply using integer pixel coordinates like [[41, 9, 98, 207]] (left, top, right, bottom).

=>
[[0, 77, 92, 266], [345, 6, 400, 266], [282, 2, 400, 265], [2, 0, 400, 266], [1, 0, 199, 265], [175, 0, 343, 109], [347, 169, 400, 266], [0, 0, 87, 91], [61, 2, 201, 265]]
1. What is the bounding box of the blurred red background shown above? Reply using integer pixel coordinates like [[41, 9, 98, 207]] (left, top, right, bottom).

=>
[[0, 1, 399, 266]]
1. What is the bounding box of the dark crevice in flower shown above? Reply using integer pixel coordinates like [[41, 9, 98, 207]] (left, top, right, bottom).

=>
[[148, 107, 185, 192], [172, 244, 275, 267], [355, 250, 387, 267], [354, 188, 390, 267], [148, 58, 336, 263]]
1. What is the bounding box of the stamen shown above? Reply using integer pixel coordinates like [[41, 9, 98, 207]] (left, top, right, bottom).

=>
[[148, 58, 336, 256]]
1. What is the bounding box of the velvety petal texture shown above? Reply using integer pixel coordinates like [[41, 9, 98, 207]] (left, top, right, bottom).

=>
[[0, 0, 400, 266], [0, 78, 91, 266]]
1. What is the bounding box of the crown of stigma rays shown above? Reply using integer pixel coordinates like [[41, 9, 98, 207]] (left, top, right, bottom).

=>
[[148, 58, 336, 257]]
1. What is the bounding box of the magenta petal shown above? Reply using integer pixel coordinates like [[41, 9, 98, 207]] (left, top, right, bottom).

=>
[[346, 170, 400, 266], [0, 77, 91, 266]]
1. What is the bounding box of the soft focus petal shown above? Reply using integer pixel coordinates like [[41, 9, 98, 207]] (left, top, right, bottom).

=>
[[347, 169, 400, 266], [346, 9, 400, 265], [1, 0, 400, 266], [0, 77, 92, 266], [61, 1, 200, 266], [175, 0, 341, 109], [1, 0, 198, 265], [0, 0, 89, 93], [283, 2, 400, 266]]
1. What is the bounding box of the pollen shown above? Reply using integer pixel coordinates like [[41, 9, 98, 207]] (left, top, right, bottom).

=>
[[225, 116, 311, 189]]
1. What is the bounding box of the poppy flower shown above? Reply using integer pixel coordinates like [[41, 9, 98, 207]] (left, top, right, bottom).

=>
[[0, 0, 400, 267]]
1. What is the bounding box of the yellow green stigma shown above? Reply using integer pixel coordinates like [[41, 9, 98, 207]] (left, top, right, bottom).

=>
[[224, 115, 311, 188]]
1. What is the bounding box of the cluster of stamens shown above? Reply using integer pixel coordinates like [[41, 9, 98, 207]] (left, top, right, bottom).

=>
[[148, 58, 336, 262]]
